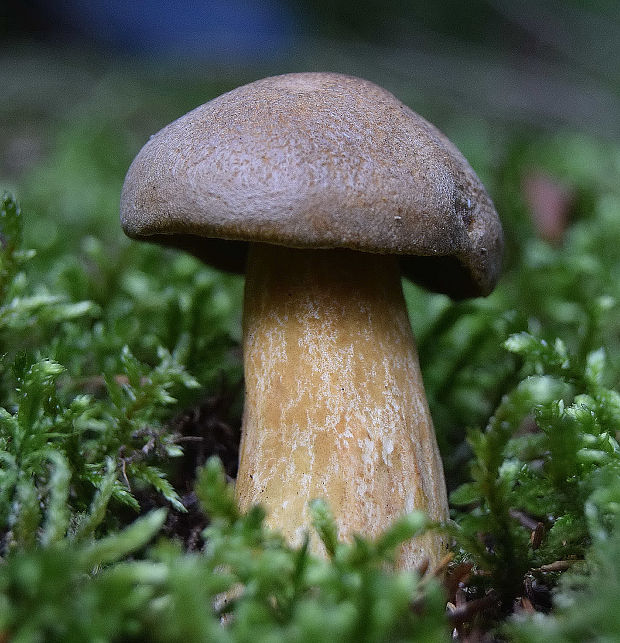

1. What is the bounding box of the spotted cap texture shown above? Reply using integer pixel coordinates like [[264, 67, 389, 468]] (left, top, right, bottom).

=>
[[121, 72, 503, 298]]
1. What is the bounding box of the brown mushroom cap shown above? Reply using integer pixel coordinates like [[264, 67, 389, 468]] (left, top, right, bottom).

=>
[[121, 72, 503, 298]]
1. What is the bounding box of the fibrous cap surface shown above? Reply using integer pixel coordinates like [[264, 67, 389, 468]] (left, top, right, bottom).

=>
[[121, 72, 503, 297]]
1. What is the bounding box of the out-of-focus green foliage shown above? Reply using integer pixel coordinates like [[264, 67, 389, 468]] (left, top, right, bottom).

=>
[[0, 458, 449, 642], [507, 481, 620, 642], [450, 334, 620, 606]]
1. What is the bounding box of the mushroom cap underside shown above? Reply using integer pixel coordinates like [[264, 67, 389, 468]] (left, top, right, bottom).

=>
[[121, 72, 503, 298]]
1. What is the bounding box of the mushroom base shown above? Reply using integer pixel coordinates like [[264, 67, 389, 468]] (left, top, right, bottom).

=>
[[236, 243, 449, 568]]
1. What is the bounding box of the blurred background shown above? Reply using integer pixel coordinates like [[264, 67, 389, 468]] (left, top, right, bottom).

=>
[[3, 0, 620, 183], [1, 1, 619, 487]]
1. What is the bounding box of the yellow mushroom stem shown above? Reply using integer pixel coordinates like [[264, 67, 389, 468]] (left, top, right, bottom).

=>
[[235, 243, 449, 568]]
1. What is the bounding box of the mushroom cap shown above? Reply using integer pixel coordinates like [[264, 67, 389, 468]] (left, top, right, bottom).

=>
[[121, 72, 503, 298]]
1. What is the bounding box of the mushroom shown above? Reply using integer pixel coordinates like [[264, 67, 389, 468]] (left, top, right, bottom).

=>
[[120, 72, 503, 568]]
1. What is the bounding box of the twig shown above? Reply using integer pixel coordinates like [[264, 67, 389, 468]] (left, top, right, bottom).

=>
[[537, 560, 573, 573], [509, 508, 540, 531], [447, 591, 499, 626]]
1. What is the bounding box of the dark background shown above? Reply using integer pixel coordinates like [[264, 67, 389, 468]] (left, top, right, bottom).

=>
[[3, 0, 620, 137]]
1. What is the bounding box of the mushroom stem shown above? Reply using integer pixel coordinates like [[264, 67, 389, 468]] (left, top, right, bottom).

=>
[[236, 243, 449, 567]]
